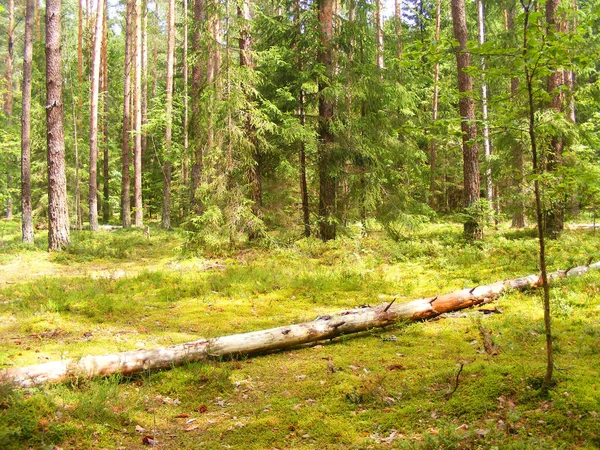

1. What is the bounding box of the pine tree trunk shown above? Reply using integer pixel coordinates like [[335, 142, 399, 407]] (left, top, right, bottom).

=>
[[21, 0, 35, 244], [161, 0, 176, 230], [375, 0, 384, 71], [317, 0, 336, 242], [89, 0, 105, 232], [190, 0, 205, 214], [102, 0, 110, 224], [395, 0, 402, 61], [141, 1, 148, 169], [121, 0, 133, 228], [46, 0, 71, 250], [133, 0, 144, 227], [4, 0, 14, 219], [451, 0, 481, 240], [429, 0, 441, 210], [182, 0, 189, 192]]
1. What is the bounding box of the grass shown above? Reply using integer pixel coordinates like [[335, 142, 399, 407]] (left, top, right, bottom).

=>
[[1, 218, 600, 449]]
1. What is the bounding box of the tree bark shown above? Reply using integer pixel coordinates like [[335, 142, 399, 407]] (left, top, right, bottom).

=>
[[102, 0, 110, 224], [317, 0, 336, 242], [190, 0, 205, 213], [21, 0, 35, 244], [507, 6, 527, 229], [182, 0, 189, 192], [451, 0, 481, 240], [375, 0, 384, 71], [46, 0, 71, 250], [133, 0, 144, 227], [429, 0, 441, 210], [476, 0, 493, 207], [3, 262, 598, 388], [4, 0, 14, 219], [395, 0, 402, 62], [161, 0, 176, 230], [89, 0, 105, 232], [122, 0, 133, 228]]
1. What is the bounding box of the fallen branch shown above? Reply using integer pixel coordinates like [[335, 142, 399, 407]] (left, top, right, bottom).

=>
[[2, 262, 599, 387]]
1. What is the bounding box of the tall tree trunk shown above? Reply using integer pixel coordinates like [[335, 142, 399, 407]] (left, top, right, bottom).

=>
[[395, 0, 402, 62], [4, 0, 14, 219], [317, 0, 336, 241], [21, 0, 35, 244], [544, 0, 564, 239], [375, 0, 384, 71], [451, 0, 481, 240], [182, 0, 189, 192], [122, 0, 133, 228], [89, 0, 105, 232], [161, 0, 176, 230], [190, 0, 205, 213], [507, 6, 526, 229], [133, 0, 144, 227], [102, 0, 110, 223], [141, 0, 148, 167], [239, 0, 262, 239], [294, 0, 310, 237], [429, 0, 441, 209], [46, 0, 71, 250], [476, 0, 493, 207]]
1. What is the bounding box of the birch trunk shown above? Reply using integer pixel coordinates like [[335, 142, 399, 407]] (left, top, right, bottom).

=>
[[4, 262, 598, 388], [477, 0, 493, 207]]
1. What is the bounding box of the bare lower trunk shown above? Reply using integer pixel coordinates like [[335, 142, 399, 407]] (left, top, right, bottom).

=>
[[102, 0, 109, 223], [4, 0, 14, 219], [429, 0, 441, 209], [89, 0, 105, 232], [318, 0, 336, 241], [4, 262, 597, 388], [21, 0, 35, 244], [161, 0, 176, 230], [46, 0, 71, 250], [451, 0, 481, 240], [121, 0, 133, 228], [133, 0, 143, 227]]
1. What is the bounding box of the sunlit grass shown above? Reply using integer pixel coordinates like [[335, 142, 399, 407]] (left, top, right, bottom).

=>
[[1, 218, 599, 449]]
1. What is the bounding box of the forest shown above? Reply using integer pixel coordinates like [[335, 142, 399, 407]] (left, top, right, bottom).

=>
[[1, 0, 600, 448]]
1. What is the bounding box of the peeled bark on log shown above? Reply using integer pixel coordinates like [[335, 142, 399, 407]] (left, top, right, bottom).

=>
[[3, 263, 599, 387]]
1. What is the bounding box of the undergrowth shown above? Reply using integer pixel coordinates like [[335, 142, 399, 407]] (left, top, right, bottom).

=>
[[0, 218, 599, 449]]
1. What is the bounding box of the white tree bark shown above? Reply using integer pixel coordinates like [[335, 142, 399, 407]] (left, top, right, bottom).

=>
[[3, 263, 599, 387]]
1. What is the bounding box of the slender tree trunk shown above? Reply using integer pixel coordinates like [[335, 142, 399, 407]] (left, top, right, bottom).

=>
[[133, 0, 144, 227], [46, 0, 71, 250], [375, 0, 384, 71], [190, 0, 205, 213], [4, 0, 15, 219], [451, 0, 481, 240], [122, 0, 133, 228], [522, 3, 553, 394], [395, 0, 402, 62], [317, 0, 336, 241], [102, 0, 110, 223], [21, 0, 35, 244], [182, 0, 189, 192], [429, 0, 441, 209], [477, 0, 493, 207], [89, 0, 105, 232], [507, 6, 526, 229], [239, 0, 262, 239], [544, 0, 564, 238], [141, 0, 148, 167], [161, 0, 176, 230]]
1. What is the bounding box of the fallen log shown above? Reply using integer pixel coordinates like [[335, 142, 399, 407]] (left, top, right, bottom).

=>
[[2, 262, 599, 387]]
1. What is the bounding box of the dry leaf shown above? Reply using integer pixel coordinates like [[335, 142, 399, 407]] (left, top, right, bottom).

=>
[[386, 364, 407, 371], [174, 413, 190, 418], [142, 435, 158, 445], [195, 405, 208, 413], [184, 424, 200, 432]]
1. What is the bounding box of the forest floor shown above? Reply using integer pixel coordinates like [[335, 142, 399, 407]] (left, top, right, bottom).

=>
[[0, 218, 599, 449]]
